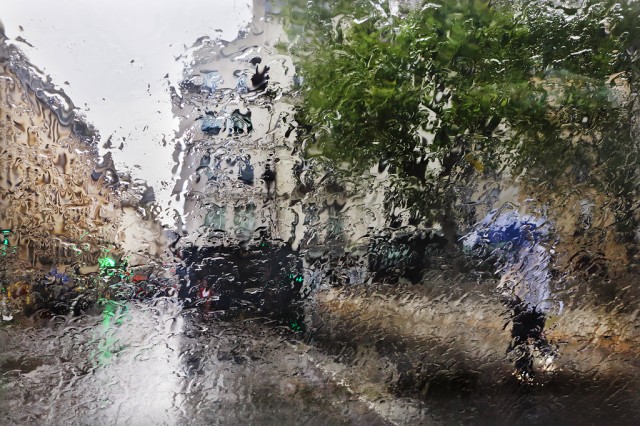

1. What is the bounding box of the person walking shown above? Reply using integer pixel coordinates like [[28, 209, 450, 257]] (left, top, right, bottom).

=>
[[463, 209, 558, 381]]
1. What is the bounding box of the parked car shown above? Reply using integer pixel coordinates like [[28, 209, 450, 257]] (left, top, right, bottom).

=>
[[367, 229, 448, 283], [178, 239, 306, 328]]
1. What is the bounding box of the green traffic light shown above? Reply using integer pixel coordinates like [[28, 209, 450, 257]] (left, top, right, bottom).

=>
[[287, 273, 303, 283], [1, 229, 11, 247], [98, 257, 117, 269]]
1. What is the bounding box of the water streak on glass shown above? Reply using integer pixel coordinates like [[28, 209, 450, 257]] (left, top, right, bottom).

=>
[[1, 0, 640, 424]]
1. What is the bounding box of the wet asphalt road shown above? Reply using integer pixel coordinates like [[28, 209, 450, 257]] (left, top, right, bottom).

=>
[[0, 300, 401, 426], [1, 295, 640, 425]]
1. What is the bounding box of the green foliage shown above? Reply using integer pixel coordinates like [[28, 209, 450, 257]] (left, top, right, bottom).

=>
[[292, 0, 639, 223]]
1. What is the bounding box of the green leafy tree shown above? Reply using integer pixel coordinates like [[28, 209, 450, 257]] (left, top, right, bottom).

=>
[[290, 0, 639, 247]]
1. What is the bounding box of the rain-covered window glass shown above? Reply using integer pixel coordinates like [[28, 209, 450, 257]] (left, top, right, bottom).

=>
[[1, 0, 640, 424], [204, 203, 226, 230]]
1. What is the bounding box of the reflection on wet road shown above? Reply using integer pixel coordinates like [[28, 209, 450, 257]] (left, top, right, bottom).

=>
[[0, 302, 395, 425], [2, 293, 640, 425]]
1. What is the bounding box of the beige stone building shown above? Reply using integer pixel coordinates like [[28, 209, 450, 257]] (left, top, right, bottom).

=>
[[0, 35, 165, 283]]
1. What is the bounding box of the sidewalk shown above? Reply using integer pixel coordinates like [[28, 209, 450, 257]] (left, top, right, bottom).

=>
[[306, 283, 640, 423], [310, 282, 640, 388]]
